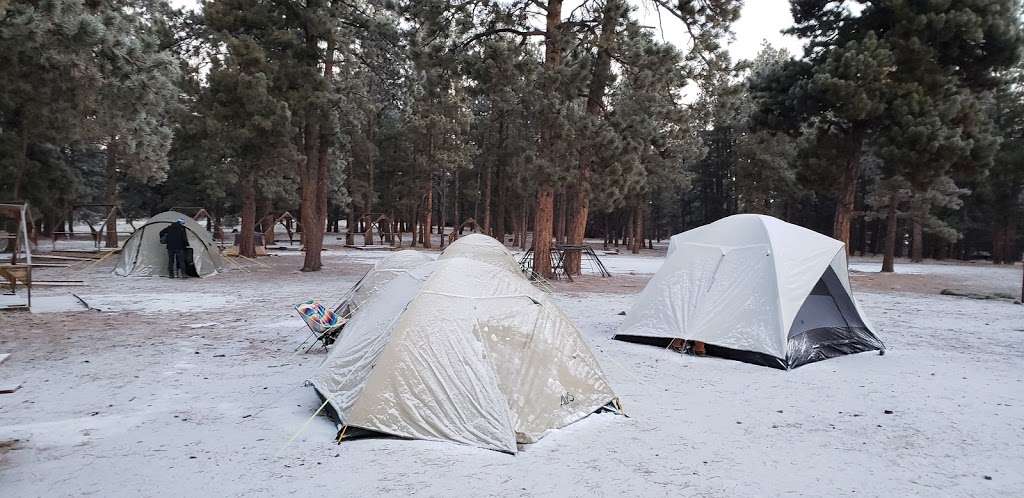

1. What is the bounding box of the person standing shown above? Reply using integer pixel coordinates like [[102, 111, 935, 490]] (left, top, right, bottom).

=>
[[159, 218, 190, 278]]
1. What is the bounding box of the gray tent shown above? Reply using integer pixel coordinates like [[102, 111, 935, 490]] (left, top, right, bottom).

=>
[[114, 211, 225, 277], [615, 214, 884, 369]]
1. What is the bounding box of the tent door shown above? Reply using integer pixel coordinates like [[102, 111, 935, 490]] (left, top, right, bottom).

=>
[[183, 247, 199, 277], [786, 267, 882, 368]]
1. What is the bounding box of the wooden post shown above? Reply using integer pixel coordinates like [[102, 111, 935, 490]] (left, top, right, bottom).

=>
[[21, 205, 31, 309]]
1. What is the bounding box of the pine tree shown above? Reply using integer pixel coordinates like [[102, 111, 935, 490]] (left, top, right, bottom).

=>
[[205, 0, 384, 269], [985, 67, 1024, 263], [1, 0, 184, 246], [93, 0, 181, 247], [867, 1, 1020, 271], [0, 0, 104, 202], [201, 44, 298, 257]]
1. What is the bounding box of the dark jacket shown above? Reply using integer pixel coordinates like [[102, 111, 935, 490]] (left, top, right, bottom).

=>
[[159, 223, 190, 251]]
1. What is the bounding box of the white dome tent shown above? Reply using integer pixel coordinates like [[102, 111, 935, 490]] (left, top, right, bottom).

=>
[[337, 249, 435, 316], [438, 232, 524, 274], [310, 235, 619, 453], [615, 214, 884, 369], [114, 211, 225, 278]]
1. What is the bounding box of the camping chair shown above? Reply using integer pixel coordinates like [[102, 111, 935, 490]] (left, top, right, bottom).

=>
[[294, 300, 347, 352]]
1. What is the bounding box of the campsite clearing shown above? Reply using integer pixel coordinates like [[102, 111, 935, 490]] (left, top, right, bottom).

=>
[[0, 248, 1022, 496]]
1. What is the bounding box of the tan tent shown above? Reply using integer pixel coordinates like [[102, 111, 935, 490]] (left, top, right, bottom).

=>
[[311, 238, 618, 453], [338, 249, 435, 316], [114, 211, 225, 277]]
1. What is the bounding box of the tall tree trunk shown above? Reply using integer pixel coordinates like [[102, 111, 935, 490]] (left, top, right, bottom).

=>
[[454, 169, 461, 234], [512, 206, 521, 247], [520, 200, 530, 251], [41, 213, 54, 238], [421, 173, 433, 249], [13, 126, 28, 201], [412, 206, 420, 245], [495, 162, 506, 243], [345, 154, 356, 245], [1007, 222, 1018, 263], [299, 18, 328, 271], [624, 209, 633, 249], [214, 213, 224, 241], [566, 0, 620, 274], [484, 118, 503, 236], [896, 225, 906, 258], [532, 0, 564, 278], [631, 202, 643, 254], [603, 214, 610, 250], [533, 190, 555, 277], [239, 169, 257, 258], [554, 190, 566, 244], [872, 218, 884, 255], [300, 115, 323, 271], [856, 215, 868, 255], [345, 209, 356, 246], [317, 138, 330, 244], [316, 143, 329, 234], [438, 175, 447, 239], [104, 140, 119, 248], [911, 219, 924, 262], [832, 129, 866, 250], [482, 162, 492, 236], [993, 222, 1007, 264], [365, 120, 375, 221], [882, 194, 898, 273]]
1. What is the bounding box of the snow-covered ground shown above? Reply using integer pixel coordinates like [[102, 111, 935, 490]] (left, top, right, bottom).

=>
[[1, 246, 1022, 497]]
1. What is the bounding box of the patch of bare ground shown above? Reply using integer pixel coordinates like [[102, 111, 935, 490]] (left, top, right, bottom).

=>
[[548, 273, 651, 295], [850, 272, 960, 295], [0, 438, 20, 461], [849, 261, 1022, 300]]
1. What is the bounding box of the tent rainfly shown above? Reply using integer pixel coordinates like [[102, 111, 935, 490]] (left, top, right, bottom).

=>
[[311, 236, 619, 453], [615, 214, 884, 369], [114, 211, 225, 277]]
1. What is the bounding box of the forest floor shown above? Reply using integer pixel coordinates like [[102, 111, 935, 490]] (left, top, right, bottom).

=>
[[1, 239, 1022, 497]]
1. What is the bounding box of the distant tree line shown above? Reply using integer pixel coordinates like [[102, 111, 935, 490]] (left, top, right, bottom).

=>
[[1, 0, 1021, 274]]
